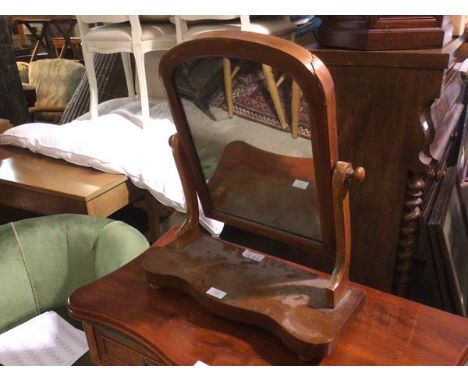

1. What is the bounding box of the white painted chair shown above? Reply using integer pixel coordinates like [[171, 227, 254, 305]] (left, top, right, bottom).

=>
[[173, 16, 298, 134], [173, 16, 295, 42], [77, 16, 176, 125]]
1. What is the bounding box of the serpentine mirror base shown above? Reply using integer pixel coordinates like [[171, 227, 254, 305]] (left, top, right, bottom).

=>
[[144, 234, 365, 361]]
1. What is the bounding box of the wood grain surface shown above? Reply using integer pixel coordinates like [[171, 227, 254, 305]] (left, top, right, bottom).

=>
[[144, 234, 364, 360], [69, 227, 468, 365]]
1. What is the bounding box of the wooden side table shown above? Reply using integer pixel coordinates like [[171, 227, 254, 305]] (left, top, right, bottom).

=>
[[68, 227, 468, 366], [0, 145, 161, 241]]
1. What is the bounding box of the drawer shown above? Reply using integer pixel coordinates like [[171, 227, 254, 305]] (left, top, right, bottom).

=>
[[426, 71, 464, 162], [87, 324, 168, 366]]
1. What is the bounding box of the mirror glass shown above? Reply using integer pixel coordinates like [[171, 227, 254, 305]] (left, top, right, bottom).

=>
[[175, 56, 321, 242]]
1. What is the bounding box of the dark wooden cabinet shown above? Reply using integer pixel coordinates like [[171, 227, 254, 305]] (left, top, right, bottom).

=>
[[317, 16, 454, 50], [307, 38, 468, 300]]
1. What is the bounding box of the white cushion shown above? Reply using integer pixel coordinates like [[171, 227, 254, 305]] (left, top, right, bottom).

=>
[[183, 23, 242, 40], [0, 99, 224, 236], [83, 23, 176, 43], [250, 19, 296, 36]]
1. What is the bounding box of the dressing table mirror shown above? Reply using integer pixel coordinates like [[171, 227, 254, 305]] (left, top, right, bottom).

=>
[[144, 31, 366, 361]]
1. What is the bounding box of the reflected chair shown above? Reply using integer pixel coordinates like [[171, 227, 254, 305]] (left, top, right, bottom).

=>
[[0, 214, 149, 365], [76, 16, 176, 124], [173, 16, 297, 132]]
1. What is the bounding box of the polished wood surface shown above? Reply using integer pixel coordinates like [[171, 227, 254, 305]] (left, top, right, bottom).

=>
[[144, 234, 364, 360], [308, 38, 468, 294], [69, 227, 468, 366], [161, 131, 365, 359], [167, 134, 201, 248], [0, 145, 140, 218], [0, 146, 128, 200], [0, 146, 162, 239]]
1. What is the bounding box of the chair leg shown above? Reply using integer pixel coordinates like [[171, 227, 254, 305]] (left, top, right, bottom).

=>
[[231, 63, 241, 79], [82, 48, 99, 119], [223, 57, 234, 118], [133, 47, 149, 126], [121, 52, 135, 101], [262, 64, 287, 130], [290, 80, 302, 139]]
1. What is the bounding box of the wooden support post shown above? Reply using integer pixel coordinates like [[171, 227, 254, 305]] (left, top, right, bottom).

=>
[[223, 57, 234, 118], [290, 80, 302, 138], [262, 64, 287, 130]]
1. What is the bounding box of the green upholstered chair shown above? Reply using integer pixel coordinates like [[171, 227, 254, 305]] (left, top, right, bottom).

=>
[[0, 214, 149, 365]]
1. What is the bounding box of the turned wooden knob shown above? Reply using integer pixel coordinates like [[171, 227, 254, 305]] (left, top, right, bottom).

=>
[[168, 134, 176, 147], [354, 167, 366, 182], [347, 166, 366, 183]]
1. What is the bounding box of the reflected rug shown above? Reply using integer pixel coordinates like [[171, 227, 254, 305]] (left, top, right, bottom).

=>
[[209, 62, 312, 139]]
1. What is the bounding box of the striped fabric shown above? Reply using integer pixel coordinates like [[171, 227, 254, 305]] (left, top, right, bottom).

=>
[[60, 53, 130, 124]]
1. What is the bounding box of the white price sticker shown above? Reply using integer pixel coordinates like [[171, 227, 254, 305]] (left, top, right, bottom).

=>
[[206, 287, 226, 299], [292, 179, 309, 189], [242, 249, 265, 262]]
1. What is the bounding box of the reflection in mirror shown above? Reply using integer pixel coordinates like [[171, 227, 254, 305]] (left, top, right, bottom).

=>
[[175, 56, 321, 242]]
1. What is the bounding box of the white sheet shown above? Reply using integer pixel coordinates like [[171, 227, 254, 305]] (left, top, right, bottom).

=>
[[0, 98, 224, 236], [0, 311, 88, 366]]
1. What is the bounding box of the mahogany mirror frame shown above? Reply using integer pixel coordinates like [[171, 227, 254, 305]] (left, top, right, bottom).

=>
[[160, 31, 341, 256]]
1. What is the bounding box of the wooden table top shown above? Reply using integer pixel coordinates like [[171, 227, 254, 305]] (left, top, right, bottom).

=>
[[0, 146, 128, 201], [69, 227, 468, 366]]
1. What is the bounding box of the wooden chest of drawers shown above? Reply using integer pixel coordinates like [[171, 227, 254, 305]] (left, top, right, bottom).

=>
[[69, 228, 468, 366]]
